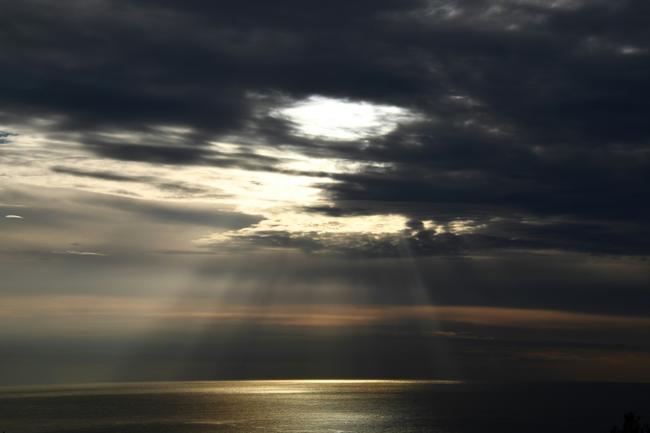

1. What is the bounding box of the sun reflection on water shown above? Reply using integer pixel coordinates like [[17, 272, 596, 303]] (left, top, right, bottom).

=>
[[0, 380, 465, 433]]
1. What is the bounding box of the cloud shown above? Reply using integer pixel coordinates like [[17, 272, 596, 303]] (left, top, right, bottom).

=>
[[0, 185, 264, 264], [1, 0, 650, 384], [202, 216, 650, 257], [49, 165, 224, 199], [100, 196, 263, 229], [1, 0, 648, 259], [0, 131, 16, 144], [52, 250, 106, 256], [50, 166, 155, 183], [3, 295, 649, 332]]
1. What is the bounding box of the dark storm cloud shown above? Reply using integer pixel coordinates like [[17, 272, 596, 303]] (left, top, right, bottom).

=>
[[0, 0, 418, 143], [1, 0, 650, 258]]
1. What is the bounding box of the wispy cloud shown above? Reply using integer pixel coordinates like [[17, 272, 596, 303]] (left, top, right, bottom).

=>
[[52, 250, 106, 256], [2, 296, 649, 332]]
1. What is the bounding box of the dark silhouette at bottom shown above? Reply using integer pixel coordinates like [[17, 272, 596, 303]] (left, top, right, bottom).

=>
[[611, 413, 650, 433]]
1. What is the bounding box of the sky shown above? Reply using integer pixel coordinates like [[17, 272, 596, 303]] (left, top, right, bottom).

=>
[[1, 0, 649, 385]]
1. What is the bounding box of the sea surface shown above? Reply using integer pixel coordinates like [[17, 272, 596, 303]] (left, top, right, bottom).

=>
[[0, 380, 648, 433]]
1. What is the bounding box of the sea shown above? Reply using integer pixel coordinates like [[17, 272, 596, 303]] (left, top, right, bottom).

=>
[[0, 380, 648, 433]]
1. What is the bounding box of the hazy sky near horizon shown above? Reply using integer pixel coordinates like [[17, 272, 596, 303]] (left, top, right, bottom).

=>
[[1, 0, 650, 385]]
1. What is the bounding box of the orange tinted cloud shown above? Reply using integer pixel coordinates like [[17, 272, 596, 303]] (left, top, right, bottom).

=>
[[2, 295, 649, 332]]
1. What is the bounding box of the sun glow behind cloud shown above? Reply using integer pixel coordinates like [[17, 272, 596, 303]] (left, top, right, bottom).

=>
[[271, 95, 422, 141], [1, 120, 414, 251], [0, 123, 489, 258], [199, 213, 410, 251]]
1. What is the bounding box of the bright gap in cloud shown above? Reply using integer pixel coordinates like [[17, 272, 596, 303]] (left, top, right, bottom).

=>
[[200, 213, 410, 246], [272, 95, 422, 141]]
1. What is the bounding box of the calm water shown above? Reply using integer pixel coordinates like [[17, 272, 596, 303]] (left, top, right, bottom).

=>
[[0, 380, 648, 433]]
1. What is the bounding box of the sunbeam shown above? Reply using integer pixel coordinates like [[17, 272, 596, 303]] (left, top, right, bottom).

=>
[[2, 0, 650, 430]]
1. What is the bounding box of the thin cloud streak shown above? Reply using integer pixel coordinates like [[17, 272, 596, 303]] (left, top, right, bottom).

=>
[[2, 295, 650, 332]]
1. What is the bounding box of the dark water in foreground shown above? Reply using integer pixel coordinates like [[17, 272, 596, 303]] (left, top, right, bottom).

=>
[[0, 380, 648, 433]]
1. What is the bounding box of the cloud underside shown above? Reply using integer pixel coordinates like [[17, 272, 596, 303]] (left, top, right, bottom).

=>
[[1, 0, 649, 258], [203, 222, 650, 257]]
